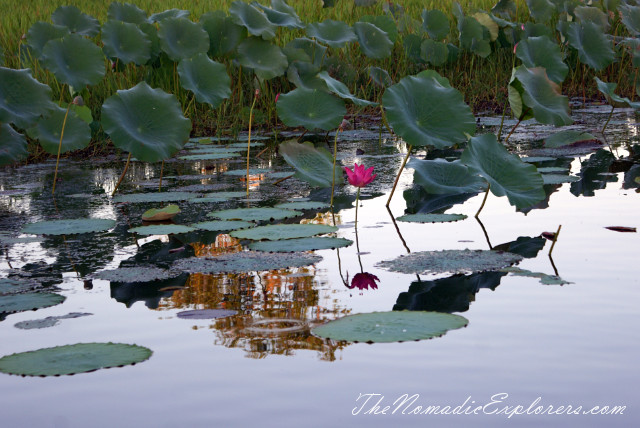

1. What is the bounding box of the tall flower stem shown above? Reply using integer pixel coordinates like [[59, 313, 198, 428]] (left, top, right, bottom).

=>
[[246, 92, 258, 197], [158, 160, 164, 191], [112, 153, 132, 197], [602, 105, 615, 134], [52, 102, 72, 195], [386, 145, 413, 207], [330, 127, 341, 209], [354, 187, 361, 230]]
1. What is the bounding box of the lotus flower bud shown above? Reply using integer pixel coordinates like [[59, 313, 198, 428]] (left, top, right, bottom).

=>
[[72, 95, 84, 106]]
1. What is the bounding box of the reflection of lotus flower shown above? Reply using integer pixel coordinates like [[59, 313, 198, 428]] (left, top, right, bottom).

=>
[[349, 273, 379, 290], [344, 163, 376, 188]]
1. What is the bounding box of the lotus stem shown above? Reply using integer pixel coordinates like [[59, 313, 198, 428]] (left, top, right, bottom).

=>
[[330, 127, 341, 209], [354, 187, 360, 230], [602, 105, 615, 134], [475, 216, 493, 249], [246, 93, 258, 197], [386, 206, 411, 253], [354, 209, 364, 274], [386, 145, 413, 207], [52, 102, 72, 195], [504, 115, 524, 144], [633, 69, 638, 102], [497, 99, 508, 142], [548, 224, 562, 256], [475, 183, 491, 218], [272, 174, 294, 186], [112, 153, 131, 197], [158, 160, 164, 192]]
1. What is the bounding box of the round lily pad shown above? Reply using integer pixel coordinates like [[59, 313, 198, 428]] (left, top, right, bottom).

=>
[[172, 251, 322, 274], [142, 205, 181, 221], [128, 225, 196, 235], [94, 266, 177, 283], [187, 197, 228, 203], [0, 278, 36, 295], [274, 201, 329, 210], [311, 311, 469, 343], [248, 237, 353, 252], [205, 191, 247, 198], [542, 174, 580, 184], [376, 249, 523, 275], [113, 192, 194, 203], [230, 224, 337, 241], [14, 313, 92, 330], [207, 207, 302, 221], [224, 168, 271, 176], [0, 343, 152, 376], [191, 220, 255, 231], [178, 153, 240, 160], [176, 309, 237, 319], [0, 293, 65, 313], [396, 214, 467, 223], [21, 218, 116, 235]]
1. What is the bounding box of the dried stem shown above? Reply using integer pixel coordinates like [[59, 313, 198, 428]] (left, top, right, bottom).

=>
[[111, 153, 131, 197], [548, 224, 562, 256]]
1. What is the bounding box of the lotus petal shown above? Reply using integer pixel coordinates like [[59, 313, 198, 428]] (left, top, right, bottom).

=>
[[157, 17, 209, 62], [41, 34, 106, 88], [101, 20, 151, 65]]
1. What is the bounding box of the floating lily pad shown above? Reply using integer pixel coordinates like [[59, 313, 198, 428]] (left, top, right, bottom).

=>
[[191, 220, 255, 231], [311, 311, 468, 343], [230, 224, 338, 241], [396, 213, 467, 223], [176, 309, 237, 319], [207, 207, 302, 221], [274, 201, 329, 210], [522, 156, 558, 163], [537, 167, 570, 173], [501, 267, 572, 285], [0, 278, 36, 295], [187, 196, 228, 203], [94, 266, 177, 282], [544, 130, 598, 148], [279, 140, 342, 187], [0, 293, 65, 313], [542, 174, 580, 184], [0, 343, 152, 377], [179, 152, 240, 160], [224, 168, 271, 176], [205, 191, 247, 198], [128, 225, 196, 235], [248, 237, 352, 252], [21, 218, 116, 235], [172, 251, 322, 274], [142, 205, 181, 222], [376, 249, 523, 275], [113, 192, 193, 203], [14, 312, 92, 330]]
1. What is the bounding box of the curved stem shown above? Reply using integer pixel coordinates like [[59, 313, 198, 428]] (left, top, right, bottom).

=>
[[497, 99, 508, 142], [52, 102, 72, 195], [601, 105, 615, 134], [112, 153, 131, 197], [386, 205, 411, 253], [548, 224, 562, 256], [158, 160, 165, 191], [386, 144, 413, 207], [354, 188, 363, 274], [330, 128, 341, 209], [504, 116, 524, 144], [354, 187, 360, 230], [475, 216, 493, 249], [475, 183, 491, 218]]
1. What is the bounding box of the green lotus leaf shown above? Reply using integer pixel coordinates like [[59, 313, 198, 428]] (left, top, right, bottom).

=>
[[230, 224, 338, 241], [128, 224, 196, 235], [420, 39, 449, 66], [0, 343, 152, 377], [279, 140, 343, 187], [492, 0, 517, 19], [459, 16, 491, 58], [21, 218, 116, 235], [172, 251, 322, 274], [187, 196, 228, 203], [286, 38, 327, 68], [101, 82, 191, 162], [473, 12, 499, 41], [229, 0, 276, 40], [248, 237, 352, 252], [41, 34, 106, 88], [397, 213, 468, 223], [277, 88, 345, 131], [191, 220, 255, 231], [525, 0, 555, 22], [178, 152, 240, 160], [200, 11, 247, 57], [316, 71, 376, 107], [51, 5, 100, 37], [620, 3, 640, 35], [515, 36, 567, 84], [236, 37, 288, 80], [157, 17, 209, 62], [574, 6, 609, 31], [361, 15, 398, 43], [136, 22, 161, 58], [177, 53, 231, 108], [353, 21, 393, 59], [382, 72, 475, 149], [286, 61, 325, 90], [536, 167, 569, 173], [207, 207, 302, 221], [204, 191, 247, 198], [14, 313, 92, 330], [0, 293, 65, 313], [60, 102, 92, 124], [255, 0, 304, 29], [544, 130, 598, 148], [107, 2, 148, 25], [566, 21, 614, 71], [408, 158, 487, 195], [368, 66, 392, 88], [150, 9, 190, 23], [0, 67, 55, 128], [0, 123, 28, 166], [594, 77, 640, 109], [621, 38, 640, 68], [377, 248, 523, 275], [113, 191, 193, 203], [422, 9, 450, 41], [94, 266, 177, 282], [541, 174, 579, 184], [224, 168, 271, 176], [461, 133, 545, 210], [508, 65, 572, 126], [311, 311, 469, 343], [26, 21, 69, 59], [101, 20, 151, 65], [306, 20, 357, 48], [403, 34, 424, 64], [142, 204, 180, 221], [0, 278, 36, 296], [274, 201, 330, 210], [28, 105, 91, 154]]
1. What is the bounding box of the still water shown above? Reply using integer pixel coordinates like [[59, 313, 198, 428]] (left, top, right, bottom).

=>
[[0, 106, 638, 427]]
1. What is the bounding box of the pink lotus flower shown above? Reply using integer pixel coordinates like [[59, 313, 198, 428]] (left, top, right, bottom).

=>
[[344, 163, 376, 188], [349, 272, 379, 290], [275, 93, 280, 103]]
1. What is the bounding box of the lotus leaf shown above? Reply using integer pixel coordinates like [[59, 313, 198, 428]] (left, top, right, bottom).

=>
[[229, 1, 276, 40], [541, 174, 579, 184], [150, 9, 190, 22], [422, 9, 450, 41], [191, 220, 255, 231], [14, 313, 92, 330], [179, 153, 240, 160], [461, 134, 545, 209], [230, 224, 338, 241], [501, 267, 571, 285], [187, 196, 228, 203], [536, 167, 568, 173], [62, 102, 93, 124], [368, 66, 392, 88], [286, 61, 325, 91], [177, 309, 237, 319], [101, 82, 191, 163], [94, 266, 177, 282], [177, 53, 231, 108], [316, 71, 376, 107], [28, 105, 91, 155], [306, 20, 357, 48], [544, 130, 597, 148], [277, 88, 345, 131], [376, 249, 523, 275], [286, 38, 327, 68], [21, 218, 116, 235], [458, 16, 491, 58], [594, 77, 640, 109], [172, 251, 322, 274], [0, 123, 28, 166], [274, 201, 329, 210], [382, 73, 475, 149], [0, 278, 35, 295], [26, 22, 69, 59], [473, 12, 499, 41], [200, 11, 247, 57], [574, 6, 609, 32], [0, 68, 55, 128], [353, 22, 393, 59], [525, 0, 555, 22], [207, 207, 302, 221], [142, 204, 180, 221], [566, 21, 614, 71], [101, 20, 151, 65], [492, 0, 517, 19], [107, 2, 148, 25], [205, 191, 248, 198], [360, 15, 398, 43], [113, 192, 193, 203], [408, 158, 487, 195], [128, 224, 196, 235], [51, 5, 100, 37], [403, 34, 424, 64], [0, 343, 152, 377], [311, 311, 468, 343], [248, 237, 352, 252], [224, 168, 271, 176], [236, 37, 288, 80], [515, 36, 568, 84], [41, 34, 105, 89], [0, 293, 65, 313], [279, 140, 343, 187], [157, 17, 209, 62], [255, 0, 304, 29], [396, 213, 468, 223], [420, 39, 449, 66], [620, 3, 640, 35]]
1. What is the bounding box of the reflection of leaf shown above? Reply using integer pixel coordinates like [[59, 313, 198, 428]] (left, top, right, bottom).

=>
[[230, 224, 337, 241], [570, 149, 617, 197], [604, 226, 636, 233], [492, 236, 546, 258], [248, 237, 352, 252]]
